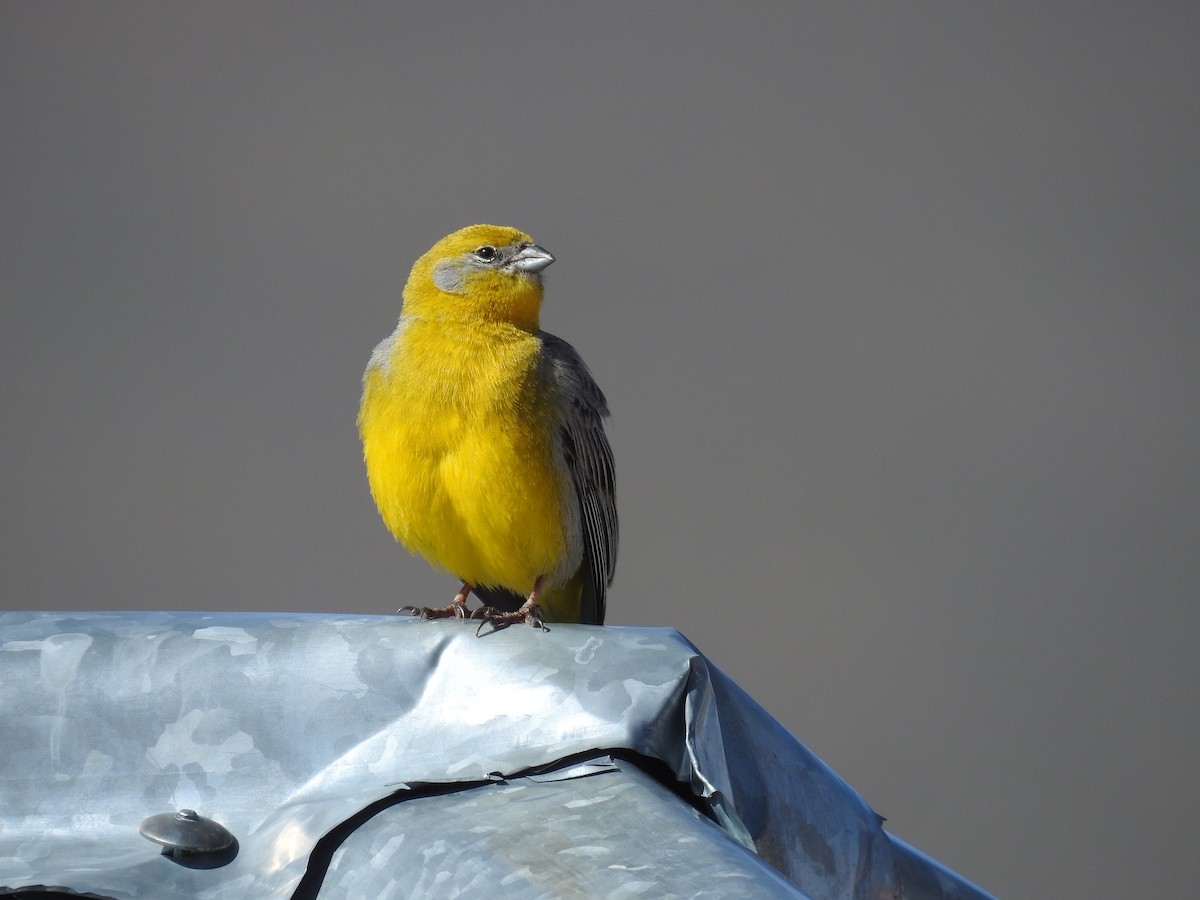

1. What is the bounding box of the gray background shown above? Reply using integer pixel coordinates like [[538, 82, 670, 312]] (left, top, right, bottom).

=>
[[2, 4, 1197, 897]]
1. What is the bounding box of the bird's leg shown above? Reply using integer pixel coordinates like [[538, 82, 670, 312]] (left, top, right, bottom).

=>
[[399, 582, 474, 620], [475, 576, 547, 635]]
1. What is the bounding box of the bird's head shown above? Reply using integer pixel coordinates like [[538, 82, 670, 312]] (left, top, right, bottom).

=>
[[403, 224, 554, 331]]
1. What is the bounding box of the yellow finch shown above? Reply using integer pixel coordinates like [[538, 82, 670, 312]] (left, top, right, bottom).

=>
[[358, 225, 617, 628]]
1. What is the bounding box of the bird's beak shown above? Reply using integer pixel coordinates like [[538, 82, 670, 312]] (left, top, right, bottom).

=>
[[511, 244, 555, 274]]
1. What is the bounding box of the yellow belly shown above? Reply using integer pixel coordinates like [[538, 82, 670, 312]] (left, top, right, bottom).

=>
[[359, 321, 578, 596]]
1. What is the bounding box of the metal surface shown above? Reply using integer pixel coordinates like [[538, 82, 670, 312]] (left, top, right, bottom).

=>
[[309, 755, 809, 899], [0, 611, 993, 898]]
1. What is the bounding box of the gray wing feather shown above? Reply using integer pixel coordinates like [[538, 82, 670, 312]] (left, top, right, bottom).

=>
[[540, 332, 618, 625]]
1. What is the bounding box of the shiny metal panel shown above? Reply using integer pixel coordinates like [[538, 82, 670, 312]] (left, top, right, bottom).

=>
[[0, 612, 991, 898]]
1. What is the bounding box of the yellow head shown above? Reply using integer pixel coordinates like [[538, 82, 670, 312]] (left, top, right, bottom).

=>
[[402, 224, 554, 332]]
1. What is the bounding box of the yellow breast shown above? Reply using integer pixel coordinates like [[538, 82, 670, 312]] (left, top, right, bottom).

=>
[[358, 317, 579, 595]]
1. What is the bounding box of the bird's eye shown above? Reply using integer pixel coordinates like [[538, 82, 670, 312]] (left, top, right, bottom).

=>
[[473, 246, 497, 261]]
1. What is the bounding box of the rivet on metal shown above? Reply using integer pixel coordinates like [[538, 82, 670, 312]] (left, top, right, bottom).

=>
[[138, 808, 236, 859]]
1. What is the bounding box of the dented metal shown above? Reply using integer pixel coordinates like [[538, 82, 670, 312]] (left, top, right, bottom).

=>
[[0, 611, 992, 898]]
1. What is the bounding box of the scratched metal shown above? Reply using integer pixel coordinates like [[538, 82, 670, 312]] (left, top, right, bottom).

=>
[[0, 612, 992, 899]]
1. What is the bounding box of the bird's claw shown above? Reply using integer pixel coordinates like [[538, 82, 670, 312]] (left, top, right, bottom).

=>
[[397, 601, 469, 620], [474, 604, 547, 636]]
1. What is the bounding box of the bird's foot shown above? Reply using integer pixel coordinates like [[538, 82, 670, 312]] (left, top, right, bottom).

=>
[[474, 600, 547, 635], [398, 598, 471, 620], [399, 582, 475, 620]]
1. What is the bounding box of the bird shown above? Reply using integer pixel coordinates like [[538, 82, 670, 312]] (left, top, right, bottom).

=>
[[358, 225, 617, 630]]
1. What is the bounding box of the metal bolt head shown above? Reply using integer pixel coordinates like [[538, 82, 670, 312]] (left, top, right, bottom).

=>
[[139, 808, 235, 854]]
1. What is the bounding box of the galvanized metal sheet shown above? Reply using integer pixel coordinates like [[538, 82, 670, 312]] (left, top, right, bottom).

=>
[[0, 612, 991, 898], [310, 755, 810, 899]]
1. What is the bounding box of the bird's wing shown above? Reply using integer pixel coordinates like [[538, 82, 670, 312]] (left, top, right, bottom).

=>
[[540, 332, 618, 625]]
